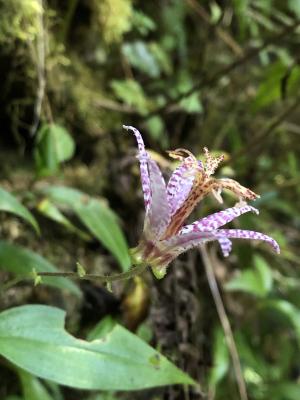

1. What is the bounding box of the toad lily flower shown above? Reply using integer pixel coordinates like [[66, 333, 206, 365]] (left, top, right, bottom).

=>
[[124, 125, 280, 279]]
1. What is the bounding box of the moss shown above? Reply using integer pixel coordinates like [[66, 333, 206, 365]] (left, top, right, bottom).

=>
[[92, 0, 133, 44], [0, 0, 43, 45]]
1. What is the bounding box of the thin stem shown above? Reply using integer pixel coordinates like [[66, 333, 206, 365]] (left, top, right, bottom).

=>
[[186, 0, 243, 56], [230, 94, 300, 163], [37, 264, 149, 283], [30, 0, 46, 137], [200, 245, 248, 400]]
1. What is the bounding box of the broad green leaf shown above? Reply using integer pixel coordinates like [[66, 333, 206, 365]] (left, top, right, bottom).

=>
[[145, 116, 169, 148], [252, 61, 300, 111], [235, 332, 269, 379], [136, 322, 153, 343], [225, 256, 273, 297], [261, 300, 300, 342], [0, 305, 196, 390], [18, 369, 54, 400], [149, 43, 172, 75], [0, 188, 39, 234], [111, 79, 150, 115], [34, 123, 75, 176], [266, 382, 300, 400], [37, 198, 91, 241], [225, 268, 263, 296], [52, 124, 75, 163], [288, 0, 300, 17], [253, 255, 273, 293], [209, 327, 229, 389], [0, 241, 81, 297], [34, 124, 59, 175], [122, 41, 160, 78], [87, 316, 117, 341], [131, 10, 156, 36], [42, 186, 131, 271], [179, 92, 202, 114]]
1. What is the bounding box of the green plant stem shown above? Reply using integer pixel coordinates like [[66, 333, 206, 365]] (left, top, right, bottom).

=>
[[37, 264, 148, 283], [200, 245, 248, 400]]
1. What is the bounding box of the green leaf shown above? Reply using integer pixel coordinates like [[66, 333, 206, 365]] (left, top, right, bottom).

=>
[[18, 369, 54, 400], [261, 300, 300, 342], [225, 256, 273, 297], [0, 241, 81, 297], [179, 92, 202, 113], [288, 0, 300, 17], [42, 186, 131, 271], [253, 255, 273, 293], [0, 305, 196, 390], [0, 188, 39, 234], [111, 79, 150, 115], [225, 268, 263, 296], [37, 198, 91, 241], [209, 327, 229, 389], [34, 123, 75, 176], [266, 382, 300, 400], [87, 316, 117, 341], [131, 10, 156, 36], [122, 41, 160, 78], [235, 331, 268, 380], [145, 116, 168, 148], [251, 62, 300, 111]]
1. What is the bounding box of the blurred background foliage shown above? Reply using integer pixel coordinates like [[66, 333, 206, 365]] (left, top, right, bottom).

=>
[[0, 0, 299, 399]]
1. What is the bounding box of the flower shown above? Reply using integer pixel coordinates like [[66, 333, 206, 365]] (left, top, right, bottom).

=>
[[124, 125, 280, 279]]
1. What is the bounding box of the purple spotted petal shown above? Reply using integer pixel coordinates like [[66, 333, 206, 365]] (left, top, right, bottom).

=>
[[161, 227, 279, 259], [179, 205, 259, 234], [144, 158, 171, 239], [167, 157, 195, 215], [218, 237, 232, 257], [123, 125, 152, 212], [161, 231, 217, 258], [215, 229, 280, 254]]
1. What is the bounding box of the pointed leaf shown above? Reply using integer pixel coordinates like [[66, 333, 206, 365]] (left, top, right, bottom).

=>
[[0, 305, 196, 390], [42, 186, 131, 271], [225, 255, 273, 297], [18, 369, 54, 400], [37, 198, 91, 241], [0, 241, 81, 297], [0, 188, 39, 234], [225, 268, 264, 296], [87, 316, 117, 341], [262, 300, 300, 342], [209, 326, 229, 389], [34, 123, 75, 176]]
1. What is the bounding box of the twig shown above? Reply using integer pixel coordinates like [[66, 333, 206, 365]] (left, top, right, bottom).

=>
[[230, 94, 300, 162], [186, 0, 243, 56], [146, 19, 300, 119], [37, 263, 148, 284], [30, 0, 46, 137], [93, 97, 136, 113], [200, 245, 248, 400]]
